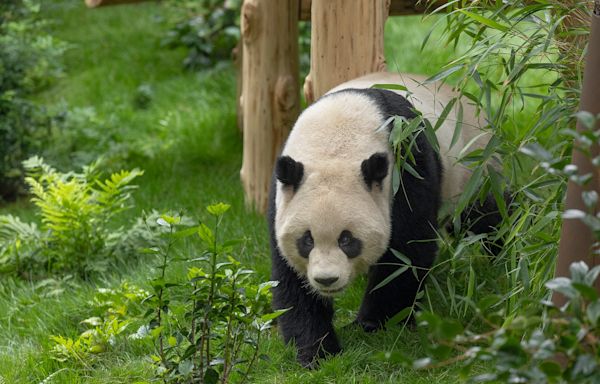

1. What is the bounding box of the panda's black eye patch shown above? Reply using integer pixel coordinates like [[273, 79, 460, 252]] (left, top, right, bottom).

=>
[[338, 230, 362, 258], [296, 231, 314, 258]]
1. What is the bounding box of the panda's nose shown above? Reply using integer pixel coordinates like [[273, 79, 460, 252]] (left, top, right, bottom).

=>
[[314, 276, 339, 287]]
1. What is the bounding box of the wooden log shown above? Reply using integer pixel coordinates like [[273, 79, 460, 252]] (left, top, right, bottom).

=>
[[240, 0, 300, 213], [298, 0, 446, 20], [554, 3, 600, 305], [299, 0, 312, 21], [388, 0, 447, 15], [85, 0, 149, 7], [304, 0, 388, 103]]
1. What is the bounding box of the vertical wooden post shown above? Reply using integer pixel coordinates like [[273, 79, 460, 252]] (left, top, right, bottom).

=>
[[303, 0, 389, 103], [240, 0, 300, 213], [554, 2, 600, 305]]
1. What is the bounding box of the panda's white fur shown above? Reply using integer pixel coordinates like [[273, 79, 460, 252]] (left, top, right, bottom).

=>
[[326, 72, 488, 201], [275, 72, 487, 295]]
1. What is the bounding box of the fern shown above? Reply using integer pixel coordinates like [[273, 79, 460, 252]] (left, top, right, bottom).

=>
[[0, 157, 144, 278], [0, 215, 41, 275]]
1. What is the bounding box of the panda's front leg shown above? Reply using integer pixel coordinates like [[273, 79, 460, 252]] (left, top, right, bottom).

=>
[[355, 229, 438, 332], [271, 250, 341, 367]]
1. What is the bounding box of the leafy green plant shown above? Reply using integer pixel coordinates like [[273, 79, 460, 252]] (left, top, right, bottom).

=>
[[142, 204, 285, 383], [162, 0, 241, 70], [402, 261, 600, 383], [50, 282, 149, 365], [0, 156, 143, 277], [0, 0, 67, 200], [368, 1, 599, 380], [400, 0, 595, 321]]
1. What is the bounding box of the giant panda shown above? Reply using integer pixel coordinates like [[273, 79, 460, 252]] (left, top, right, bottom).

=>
[[268, 72, 496, 367]]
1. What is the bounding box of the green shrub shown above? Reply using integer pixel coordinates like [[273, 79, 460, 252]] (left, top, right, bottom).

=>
[[50, 282, 150, 364], [0, 157, 143, 278], [47, 205, 282, 382], [162, 0, 241, 70], [141, 204, 284, 383], [0, 0, 67, 200], [403, 260, 600, 383]]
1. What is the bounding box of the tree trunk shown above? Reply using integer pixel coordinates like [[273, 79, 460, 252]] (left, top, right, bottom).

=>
[[303, 0, 389, 104], [240, 0, 300, 213], [554, 3, 600, 305]]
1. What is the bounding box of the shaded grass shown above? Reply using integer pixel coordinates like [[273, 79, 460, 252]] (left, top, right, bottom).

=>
[[0, 3, 475, 383]]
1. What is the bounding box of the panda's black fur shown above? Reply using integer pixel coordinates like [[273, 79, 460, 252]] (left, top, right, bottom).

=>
[[268, 86, 501, 368]]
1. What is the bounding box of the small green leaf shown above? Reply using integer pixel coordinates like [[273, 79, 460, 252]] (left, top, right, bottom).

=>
[[206, 202, 231, 216], [434, 97, 457, 133], [477, 294, 501, 312], [385, 307, 412, 327], [572, 283, 598, 301], [390, 249, 412, 265], [546, 277, 578, 299], [371, 83, 408, 91], [539, 361, 562, 377], [172, 226, 201, 239], [586, 300, 600, 326], [518, 257, 530, 291], [458, 9, 510, 32], [197, 223, 215, 245], [203, 368, 219, 384], [260, 308, 290, 322], [178, 360, 194, 375], [403, 162, 424, 180], [159, 214, 181, 225], [370, 265, 409, 292], [425, 65, 464, 84], [574, 111, 597, 130]]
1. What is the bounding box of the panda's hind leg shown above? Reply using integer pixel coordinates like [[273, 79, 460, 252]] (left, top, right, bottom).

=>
[[457, 191, 513, 255]]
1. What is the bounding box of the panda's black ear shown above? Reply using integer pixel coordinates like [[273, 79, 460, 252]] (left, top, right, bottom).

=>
[[276, 156, 304, 191], [361, 152, 389, 190]]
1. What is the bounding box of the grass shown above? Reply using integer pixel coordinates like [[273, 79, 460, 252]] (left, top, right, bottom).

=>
[[0, 2, 485, 383]]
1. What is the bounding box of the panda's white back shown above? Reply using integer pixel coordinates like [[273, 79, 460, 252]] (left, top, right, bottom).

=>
[[326, 72, 489, 200]]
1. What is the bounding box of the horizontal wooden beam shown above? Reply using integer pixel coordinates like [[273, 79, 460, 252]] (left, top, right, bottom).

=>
[[389, 0, 446, 16], [85, 0, 149, 8], [299, 0, 446, 20]]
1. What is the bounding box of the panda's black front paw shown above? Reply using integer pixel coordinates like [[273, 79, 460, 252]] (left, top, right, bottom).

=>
[[354, 318, 384, 333]]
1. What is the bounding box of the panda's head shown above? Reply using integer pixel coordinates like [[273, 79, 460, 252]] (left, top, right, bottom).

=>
[[274, 93, 394, 296]]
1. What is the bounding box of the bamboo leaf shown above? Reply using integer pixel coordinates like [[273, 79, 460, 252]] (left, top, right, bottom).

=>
[[458, 10, 510, 32], [370, 265, 409, 292], [371, 83, 408, 91], [424, 65, 464, 84]]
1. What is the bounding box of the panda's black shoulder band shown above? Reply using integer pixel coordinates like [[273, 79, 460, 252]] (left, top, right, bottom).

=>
[[275, 156, 304, 191]]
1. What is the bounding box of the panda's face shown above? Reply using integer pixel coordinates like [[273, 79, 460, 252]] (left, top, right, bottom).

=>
[[275, 156, 392, 297]]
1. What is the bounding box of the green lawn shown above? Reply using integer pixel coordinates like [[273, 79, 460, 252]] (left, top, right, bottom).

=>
[[1, 2, 477, 383]]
